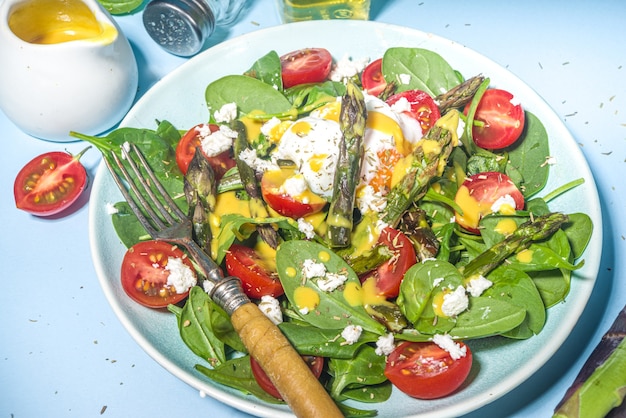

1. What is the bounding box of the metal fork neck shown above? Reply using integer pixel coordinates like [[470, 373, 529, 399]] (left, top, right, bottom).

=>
[[209, 276, 250, 315]]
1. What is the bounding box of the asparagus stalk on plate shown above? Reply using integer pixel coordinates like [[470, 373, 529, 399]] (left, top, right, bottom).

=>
[[326, 80, 367, 248], [553, 305, 626, 418], [231, 120, 279, 249]]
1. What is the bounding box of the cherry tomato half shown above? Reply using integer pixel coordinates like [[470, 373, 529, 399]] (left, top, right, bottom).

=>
[[225, 244, 284, 299], [250, 355, 324, 400], [175, 123, 236, 177], [361, 58, 387, 97], [120, 240, 197, 308], [385, 89, 441, 133], [360, 227, 417, 298], [280, 48, 333, 89], [14, 147, 89, 216], [464, 88, 525, 149], [260, 167, 327, 219], [385, 341, 472, 399], [454, 171, 525, 233]]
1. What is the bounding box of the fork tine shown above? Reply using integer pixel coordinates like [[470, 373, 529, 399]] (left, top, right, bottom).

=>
[[118, 145, 175, 228], [104, 153, 160, 237], [127, 143, 187, 221]]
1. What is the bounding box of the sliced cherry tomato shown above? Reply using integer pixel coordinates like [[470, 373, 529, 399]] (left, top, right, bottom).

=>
[[280, 48, 333, 89], [225, 244, 284, 299], [175, 123, 236, 177], [120, 240, 197, 308], [14, 147, 89, 216], [464, 88, 525, 149], [454, 171, 525, 233], [385, 89, 441, 133], [361, 227, 417, 298], [260, 167, 326, 219], [361, 58, 387, 96], [385, 341, 472, 399], [251, 355, 324, 400]]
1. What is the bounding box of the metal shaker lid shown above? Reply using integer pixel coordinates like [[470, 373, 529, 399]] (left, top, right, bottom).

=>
[[143, 0, 215, 57]]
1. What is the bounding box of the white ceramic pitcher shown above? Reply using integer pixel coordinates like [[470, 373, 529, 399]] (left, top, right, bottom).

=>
[[0, 0, 138, 142]]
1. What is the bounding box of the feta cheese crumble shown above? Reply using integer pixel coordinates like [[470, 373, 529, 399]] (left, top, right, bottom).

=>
[[297, 218, 316, 239], [466, 275, 493, 297], [302, 259, 326, 279], [341, 325, 363, 345], [200, 125, 238, 157], [238, 148, 279, 173], [317, 272, 348, 292], [432, 334, 467, 360], [165, 257, 197, 294], [213, 102, 237, 123], [441, 285, 469, 317], [375, 333, 396, 356], [398, 73, 411, 85], [329, 54, 369, 82], [357, 184, 387, 213], [258, 295, 283, 325]]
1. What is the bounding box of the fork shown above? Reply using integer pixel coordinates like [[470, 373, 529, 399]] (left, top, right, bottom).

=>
[[106, 143, 342, 418]]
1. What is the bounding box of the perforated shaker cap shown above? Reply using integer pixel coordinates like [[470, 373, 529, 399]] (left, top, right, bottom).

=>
[[143, 0, 216, 57]]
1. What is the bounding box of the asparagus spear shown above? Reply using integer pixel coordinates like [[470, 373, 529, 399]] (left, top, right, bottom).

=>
[[230, 120, 279, 249], [326, 80, 367, 248], [553, 305, 626, 418], [435, 75, 486, 114], [183, 147, 217, 252], [461, 212, 569, 279], [382, 122, 454, 226]]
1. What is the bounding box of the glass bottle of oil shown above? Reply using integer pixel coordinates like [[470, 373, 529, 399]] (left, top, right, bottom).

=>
[[277, 0, 370, 23]]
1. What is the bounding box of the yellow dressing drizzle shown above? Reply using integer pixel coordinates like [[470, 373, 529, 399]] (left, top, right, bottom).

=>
[[293, 286, 320, 311], [494, 218, 518, 235], [516, 249, 534, 264]]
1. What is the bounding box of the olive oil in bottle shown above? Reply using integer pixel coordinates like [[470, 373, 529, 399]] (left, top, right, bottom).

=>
[[277, 0, 370, 23]]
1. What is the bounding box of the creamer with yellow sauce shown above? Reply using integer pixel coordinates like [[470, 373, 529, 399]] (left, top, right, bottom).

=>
[[0, 0, 138, 141], [9, 0, 117, 44]]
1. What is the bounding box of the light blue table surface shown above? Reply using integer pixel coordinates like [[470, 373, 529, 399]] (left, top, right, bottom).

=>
[[1, 0, 624, 417]]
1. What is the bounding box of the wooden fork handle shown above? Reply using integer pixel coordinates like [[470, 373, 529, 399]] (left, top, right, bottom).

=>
[[230, 303, 343, 418]]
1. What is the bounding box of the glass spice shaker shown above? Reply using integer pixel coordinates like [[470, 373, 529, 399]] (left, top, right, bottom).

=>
[[143, 0, 246, 57]]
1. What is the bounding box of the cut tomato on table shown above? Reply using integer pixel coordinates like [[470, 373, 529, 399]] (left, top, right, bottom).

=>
[[250, 354, 324, 400], [14, 147, 89, 216], [385, 341, 472, 399], [120, 240, 197, 308], [464, 88, 525, 149], [175, 123, 236, 177], [454, 171, 525, 233], [225, 244, 284, 299], [361, 58, 387, 96], [385, 89, 441, 133], [280, 47, 332, 89]]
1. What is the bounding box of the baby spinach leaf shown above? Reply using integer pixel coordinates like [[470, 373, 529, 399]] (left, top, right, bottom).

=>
[[276, 240, 386, 335], [485, 266, 546, 339], [244, 50, 283, 90], [110, 201, 150, 248], [96, 0, 142, 15], [531, 269, 571, 308], [196, 356, 281, 404], [563, 213, 593, 259], [328, 345, 387, 400], [205, 75, 293, 118], [448, 297, 526, 339], [279, 322, 377, 359], [382, 47, 461, 97], [505, 111, 549, 198], [170, 286, 227, 366], [506, 242, 582, 272], [341, 381, 392, 404]]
